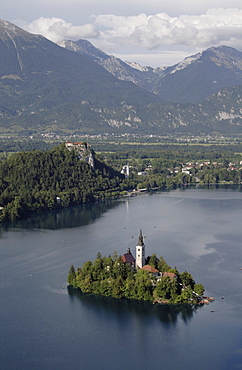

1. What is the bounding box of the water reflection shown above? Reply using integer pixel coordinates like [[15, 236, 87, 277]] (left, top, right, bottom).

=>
[[0, 199, 122, 231], [67, 285, 202, 325]]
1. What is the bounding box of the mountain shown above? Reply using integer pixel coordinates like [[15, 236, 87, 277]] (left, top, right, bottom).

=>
[[57, 39, 167, 92], [143, 85, 242, 134], [0, 19, 156, 134], [59, 40, 242, 104], [152, 46, 242, 103], [1, 19, 242, 136]]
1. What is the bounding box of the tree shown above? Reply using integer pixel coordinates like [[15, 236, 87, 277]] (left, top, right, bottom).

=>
[[79, 274, 93, 293], [180, 271, 195, 289], [67, 265, 76, 287], [194, 283, 205, 296], [157, 256, 171, 272], [148, 253, 159, 268], [112, 276, 124, 298], [135, 269, 153, 301]]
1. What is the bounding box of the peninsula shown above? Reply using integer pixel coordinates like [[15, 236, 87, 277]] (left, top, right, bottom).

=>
[[67, 230, 206, 304]]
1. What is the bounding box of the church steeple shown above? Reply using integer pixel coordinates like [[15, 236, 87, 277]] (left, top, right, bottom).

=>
[[136, 230, 145, 269], [138, 229, 144, 246]]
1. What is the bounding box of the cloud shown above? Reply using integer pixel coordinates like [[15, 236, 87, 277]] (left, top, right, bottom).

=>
[[19, 8, 242, 49], [18, 17, 99, 42], [15, 8, 242, 66], [93, 8, 242, 50]]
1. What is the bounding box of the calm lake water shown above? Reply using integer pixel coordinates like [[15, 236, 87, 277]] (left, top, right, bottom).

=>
[[0, 188, 242, 369]]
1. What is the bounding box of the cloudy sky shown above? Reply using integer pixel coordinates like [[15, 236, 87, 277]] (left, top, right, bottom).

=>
[[2, 0, 242, 67]]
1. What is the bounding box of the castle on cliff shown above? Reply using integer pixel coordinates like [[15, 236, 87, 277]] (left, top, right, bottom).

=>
[[65, 141, 95, 169]]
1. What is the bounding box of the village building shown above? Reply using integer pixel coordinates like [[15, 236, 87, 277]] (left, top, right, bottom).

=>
[[162, 272, 177, 279], [141, 265, 160, 277]]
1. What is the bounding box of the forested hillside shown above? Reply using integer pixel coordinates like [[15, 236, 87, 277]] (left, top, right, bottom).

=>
[[0, 144, 126, 222]]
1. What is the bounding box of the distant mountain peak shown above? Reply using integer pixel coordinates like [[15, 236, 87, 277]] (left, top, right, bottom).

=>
[[125, 61, 150, 72], [205, 45, 242, 71], [57, 39, 109, 62], [170, 52, 202, 75], [0, 19, 28, 38]]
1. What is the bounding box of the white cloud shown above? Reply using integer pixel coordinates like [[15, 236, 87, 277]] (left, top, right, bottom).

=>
[[15, 8, 242, 66], [18, 8, 242, 49], [93, 8, 242, 50], [19, 17, 99, 42]]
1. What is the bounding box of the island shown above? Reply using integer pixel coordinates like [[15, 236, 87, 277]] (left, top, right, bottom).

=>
[[67, 230, 206, 304]]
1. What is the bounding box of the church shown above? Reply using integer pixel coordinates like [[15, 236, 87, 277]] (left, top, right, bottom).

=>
[[121, 230, 147, 270], [121, 230, 174, 279]]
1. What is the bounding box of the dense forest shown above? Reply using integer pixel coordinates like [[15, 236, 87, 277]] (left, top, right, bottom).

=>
[[1, 139, 242, 222], [0, 143, 129, 222], [67, 253, 205, 304]]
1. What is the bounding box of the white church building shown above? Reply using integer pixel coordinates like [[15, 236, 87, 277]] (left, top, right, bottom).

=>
[[121, 230, 146, 270], [135, 229, 146, 269]]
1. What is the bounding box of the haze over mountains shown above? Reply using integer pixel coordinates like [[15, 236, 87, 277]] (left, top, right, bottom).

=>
[[1, 18, 242, 135]]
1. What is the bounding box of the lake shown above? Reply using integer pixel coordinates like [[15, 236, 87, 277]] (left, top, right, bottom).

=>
[[0, 187, 242, 369]]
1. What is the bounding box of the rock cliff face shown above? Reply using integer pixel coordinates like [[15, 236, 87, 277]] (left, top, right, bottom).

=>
[[65, 141, 95, 169]]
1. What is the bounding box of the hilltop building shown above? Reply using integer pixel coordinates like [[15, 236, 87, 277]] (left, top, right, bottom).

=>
[[141, 265, 159, 276], [65, 141, 95, 169]]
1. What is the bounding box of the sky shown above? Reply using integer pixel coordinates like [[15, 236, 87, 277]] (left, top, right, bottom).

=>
[[2, 0, 242, 67]]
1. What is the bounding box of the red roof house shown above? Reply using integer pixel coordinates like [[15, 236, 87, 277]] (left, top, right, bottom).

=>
[[162, 272, 177, 279]]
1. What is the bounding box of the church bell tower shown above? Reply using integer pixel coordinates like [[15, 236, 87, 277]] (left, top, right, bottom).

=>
[[136, 230, 145, 269]]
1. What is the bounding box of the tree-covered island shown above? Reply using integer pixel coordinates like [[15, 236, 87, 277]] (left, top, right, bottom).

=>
[[68, 230, 206, 305]]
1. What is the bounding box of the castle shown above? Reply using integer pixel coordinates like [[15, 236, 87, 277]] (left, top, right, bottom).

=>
[[65, 141, 95, 169]]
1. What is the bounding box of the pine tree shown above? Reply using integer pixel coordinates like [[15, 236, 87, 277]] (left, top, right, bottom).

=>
[[67, 265, 76, 287]]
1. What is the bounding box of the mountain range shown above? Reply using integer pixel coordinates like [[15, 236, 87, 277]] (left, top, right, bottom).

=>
[[58, 39, 242, 104], [1, 18, 242, 136]]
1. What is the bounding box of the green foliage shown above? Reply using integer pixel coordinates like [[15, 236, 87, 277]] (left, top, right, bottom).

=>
[[157, 256, 171, 272], [68, 253, 204, 304], [67, 265, 76, 287], [180, 271, 195, 289], [146, 253, 159, 268], [1, 138, 241, 223], [154, 276, 179, 302], [194, 283, 205, 296], [0, 144, 127, 222]]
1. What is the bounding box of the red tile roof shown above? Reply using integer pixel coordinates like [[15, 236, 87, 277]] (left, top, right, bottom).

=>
[[163, 272, 177, 278], [142, 265, 159, 273]]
